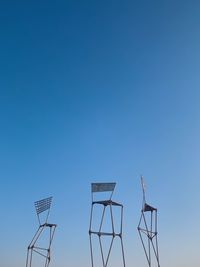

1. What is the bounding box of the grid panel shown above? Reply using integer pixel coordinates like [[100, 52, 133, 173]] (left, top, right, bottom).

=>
[[34, 197, 52, 215], [91, 183, 116, 192]]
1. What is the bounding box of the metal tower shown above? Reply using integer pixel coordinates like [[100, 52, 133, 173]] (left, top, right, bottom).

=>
[[26, 197, 57, 267], [89, 182, 126, 267], [137, 177, 160, 267]]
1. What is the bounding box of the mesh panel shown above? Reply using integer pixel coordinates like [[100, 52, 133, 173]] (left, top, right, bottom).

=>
[[91, 183, 116, 192], [34, 197, 52, 215]]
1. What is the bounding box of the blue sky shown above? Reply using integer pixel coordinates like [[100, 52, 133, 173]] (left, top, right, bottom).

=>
[[1, 1, 200, 267]]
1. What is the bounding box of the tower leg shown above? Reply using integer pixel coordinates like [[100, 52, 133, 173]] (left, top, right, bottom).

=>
[[26, 224, 56, 267]]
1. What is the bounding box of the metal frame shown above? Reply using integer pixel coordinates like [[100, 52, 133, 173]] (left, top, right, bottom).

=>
[[26, 197, 57, 267], [137, 177, 160, 267], [89, 182, 126, 267]]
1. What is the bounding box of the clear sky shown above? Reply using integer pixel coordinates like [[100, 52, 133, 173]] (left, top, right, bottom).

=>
[[1, 1, 200, 267]]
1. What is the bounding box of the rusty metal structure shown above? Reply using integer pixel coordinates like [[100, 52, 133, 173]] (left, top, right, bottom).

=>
[[26, 197, 57, 267], [89, 182, 126, 267], [137, 177, 160, 267]]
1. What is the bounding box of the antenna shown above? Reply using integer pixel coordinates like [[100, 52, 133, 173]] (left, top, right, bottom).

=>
[[26, 197, 57, 267], [137, 177, 160, 267], [141, 176, 146, 207]]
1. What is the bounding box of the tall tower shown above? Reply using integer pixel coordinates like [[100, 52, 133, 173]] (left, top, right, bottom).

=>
[[26, 197, 57, 267], [137, 177, 160, 267], [89, 182, 126, 267]]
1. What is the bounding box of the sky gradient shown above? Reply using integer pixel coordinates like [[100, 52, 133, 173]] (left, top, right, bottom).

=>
[[1, 1, 200, 267]]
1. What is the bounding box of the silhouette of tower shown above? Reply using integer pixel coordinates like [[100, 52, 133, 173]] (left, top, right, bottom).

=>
[[26, 197, 57, 267], [137, 177, 160, 267], [89, 182, 126, 267]]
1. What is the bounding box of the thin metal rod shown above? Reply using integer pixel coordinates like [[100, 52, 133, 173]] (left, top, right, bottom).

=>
[[105, 237, 114, 267], [99, 235, 105, 267], [110, 189, 114, 200], [89, 235, 94, 267], [32, 249, 47, 258], [89, 204, 94, 232], [33, 246, 48, 251], [99, 205, 106, 232], [28, 226, 43, 248], [141, 176, 146, 208], [110, 204, 115, 234], [120, 236, 126, 267], [120, 205, 125, 267], [138, 229, 150, 267], [151, 211, 153, 238], [120, 206, 123, 234]]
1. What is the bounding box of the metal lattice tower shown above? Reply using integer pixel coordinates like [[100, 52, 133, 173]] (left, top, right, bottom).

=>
[[89, 182, 126, 267], [137, 177, 160, 267], [26, 197, 57, 267]]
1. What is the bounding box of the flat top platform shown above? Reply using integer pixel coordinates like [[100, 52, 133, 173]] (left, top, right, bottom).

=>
[[93, 200, 123, 206]]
